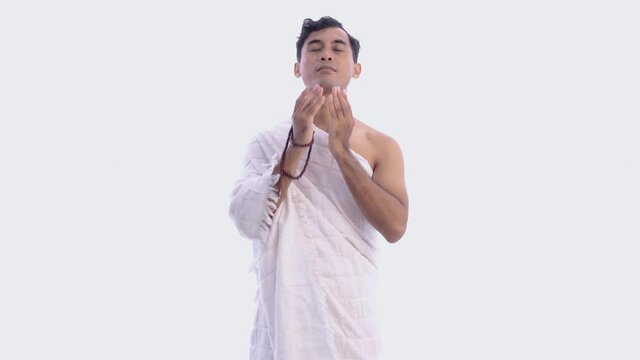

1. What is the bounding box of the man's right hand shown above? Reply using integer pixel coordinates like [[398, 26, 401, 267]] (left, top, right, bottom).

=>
[[272, 85, 325, 202], [292, 84, 324, 142]]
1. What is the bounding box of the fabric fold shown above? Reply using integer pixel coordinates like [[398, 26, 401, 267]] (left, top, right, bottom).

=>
[[229, 139, 282, 243], [230, 121, 382, 360]]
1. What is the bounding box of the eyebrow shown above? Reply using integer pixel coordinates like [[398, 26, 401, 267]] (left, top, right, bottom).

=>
[[306, 39, 348, 47]]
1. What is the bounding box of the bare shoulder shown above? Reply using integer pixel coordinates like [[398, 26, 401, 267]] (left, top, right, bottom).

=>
[[353, 118, 408, 209], [352, 118, 403, 170]]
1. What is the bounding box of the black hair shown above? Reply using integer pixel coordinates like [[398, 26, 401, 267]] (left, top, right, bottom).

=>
[[296, 16, 361, 63]]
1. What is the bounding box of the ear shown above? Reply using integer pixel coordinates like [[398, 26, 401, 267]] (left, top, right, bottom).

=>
[[352, 63, 362, 79], [293, 63, 301, 78]]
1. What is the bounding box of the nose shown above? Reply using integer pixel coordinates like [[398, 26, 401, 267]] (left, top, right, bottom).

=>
[[319, 49, 333, 61]]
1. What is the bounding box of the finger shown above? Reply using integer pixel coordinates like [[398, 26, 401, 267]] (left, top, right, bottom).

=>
[[299, 85, 320, 103], [308, 89, 323, 107], [332, 86, 341, 107], [339, 88, 348, 105], [294, 88, 310, 114], [327, 94, 338, 119], [336, 87, 347, 108], [296, 87, 309, 103], [302, 85, 324, 115], [332, 87, 345, 117], [337, 88, 352, 117], [298, 86, 320, 113], [325, 93, 332, 113], [310, 95, 325, 115], [325, 95, 336, 129]]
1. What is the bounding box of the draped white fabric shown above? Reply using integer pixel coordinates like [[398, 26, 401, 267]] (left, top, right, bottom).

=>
[[229, 121, 382, 360]]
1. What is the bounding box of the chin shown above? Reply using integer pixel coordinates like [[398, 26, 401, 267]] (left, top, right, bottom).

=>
[[317, 82, 337, 90]]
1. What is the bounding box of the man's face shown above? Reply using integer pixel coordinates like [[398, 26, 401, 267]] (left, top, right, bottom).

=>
[[294, 27, 361, 92]]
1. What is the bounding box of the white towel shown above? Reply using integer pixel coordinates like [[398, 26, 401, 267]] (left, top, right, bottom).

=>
[[230, 121, 382, 360]]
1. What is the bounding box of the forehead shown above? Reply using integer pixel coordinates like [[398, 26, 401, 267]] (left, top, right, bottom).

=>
[[304, 27, 350, 46]]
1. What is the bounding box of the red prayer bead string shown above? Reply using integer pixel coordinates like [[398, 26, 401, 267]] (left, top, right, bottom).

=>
[[279, 126, 314, 180], [289, 126, 314, 147]]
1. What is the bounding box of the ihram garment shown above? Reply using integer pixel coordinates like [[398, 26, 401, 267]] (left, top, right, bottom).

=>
[[229, 121, 382, 360]]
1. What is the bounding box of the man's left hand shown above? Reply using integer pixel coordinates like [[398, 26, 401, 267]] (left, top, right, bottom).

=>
[[327, 86, 354, 156]]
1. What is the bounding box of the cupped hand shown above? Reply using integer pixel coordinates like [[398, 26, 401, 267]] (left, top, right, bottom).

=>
[[327, 86, 354, 155], [292, 84, 324, 140]]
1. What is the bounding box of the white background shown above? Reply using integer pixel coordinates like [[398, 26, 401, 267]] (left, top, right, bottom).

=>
[[1, 0, 638, 359]]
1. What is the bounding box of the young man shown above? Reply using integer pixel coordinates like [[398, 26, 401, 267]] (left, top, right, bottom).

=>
[[229, 16, 408, 359]]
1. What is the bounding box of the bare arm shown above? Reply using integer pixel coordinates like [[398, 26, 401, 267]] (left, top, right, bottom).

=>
[[327, 87, 409, 243], [272, 85, 325, 204]]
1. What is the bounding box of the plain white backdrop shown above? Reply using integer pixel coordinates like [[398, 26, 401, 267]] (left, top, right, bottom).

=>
[[1, 0, 638, 359]]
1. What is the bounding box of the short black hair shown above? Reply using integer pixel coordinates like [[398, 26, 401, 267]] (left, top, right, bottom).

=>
[[296, 16, 361, 63]]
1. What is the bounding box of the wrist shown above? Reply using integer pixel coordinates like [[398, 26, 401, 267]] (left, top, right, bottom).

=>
[[329, 140, 350, 157], [280, 126, 314, 180], [292, 125, 314, 144]]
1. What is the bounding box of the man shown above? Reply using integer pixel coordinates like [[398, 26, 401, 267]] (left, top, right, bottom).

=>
[[229, 16, 408, 360]]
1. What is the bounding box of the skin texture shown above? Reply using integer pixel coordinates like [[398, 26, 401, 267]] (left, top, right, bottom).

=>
[[274, 27, 409, 243]]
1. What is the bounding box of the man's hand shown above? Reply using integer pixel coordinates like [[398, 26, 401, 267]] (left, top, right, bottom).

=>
[[273, 84, 324, 202], [327, 86, 354, 156], [292, 84, 324, 143], [326, 86, 409, 243]]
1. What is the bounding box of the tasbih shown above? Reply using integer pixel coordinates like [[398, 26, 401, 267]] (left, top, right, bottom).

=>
[[279, 126, 314, 179]]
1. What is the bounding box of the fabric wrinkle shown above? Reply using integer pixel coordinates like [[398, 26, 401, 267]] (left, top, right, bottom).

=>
[[229, 121, 382, 360]]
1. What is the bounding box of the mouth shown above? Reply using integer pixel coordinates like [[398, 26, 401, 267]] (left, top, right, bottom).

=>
[[316, 65, 336, 72]]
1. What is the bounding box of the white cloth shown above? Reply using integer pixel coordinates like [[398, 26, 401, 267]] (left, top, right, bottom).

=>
[[229, 121, 382, 360]]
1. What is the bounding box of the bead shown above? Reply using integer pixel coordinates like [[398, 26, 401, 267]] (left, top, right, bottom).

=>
[[280, 126, 314, 180], [289, 126, 314, 147]]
